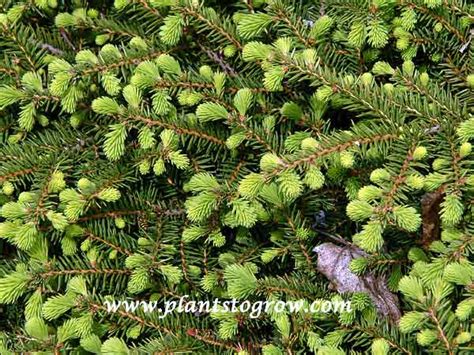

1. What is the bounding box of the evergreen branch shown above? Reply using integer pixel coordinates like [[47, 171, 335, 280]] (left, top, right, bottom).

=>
[[442, 0, 474, 19], [77, 210, 143, 222], [399, 74, 462, 120], [85, 231, 133, 256], [446, 137, 463, 192], [80, 49, 165, 75], [227, 110, 276, 153], [285, 214, 317, 273], [32, 168, 55, 225], [89, 21, 145, 40], [259, 284, 317, 299], [226, 159, 246, 185], [39, 268, 131, 278], [180, 7, 243, 50], [2, 27, 38, 70], [272, 8, 314, 47], [186, 328, 240, 351], [134, 0, 162, 18], [400, 1, 466, 43], [347, 324, 413, 355], [380, 143, 418, 211], [0, 66, 18, 77], [89, 301, 174, 335], [120, 112, 226, 146], [179, 240, 196, 289], [283, 60, 394, 122], [32, 94, 60, 103], [428, 308, 454, 355], [154, 78, 270, 94], [266, 133, 396, 177], [0, 168, 36, 183]]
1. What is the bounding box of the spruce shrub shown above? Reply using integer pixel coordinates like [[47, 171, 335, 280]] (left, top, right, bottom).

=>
[[0, 0, 473, 353]]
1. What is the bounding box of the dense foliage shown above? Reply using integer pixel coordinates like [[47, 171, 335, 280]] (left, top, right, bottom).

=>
[[0, 0, 473, 353]]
